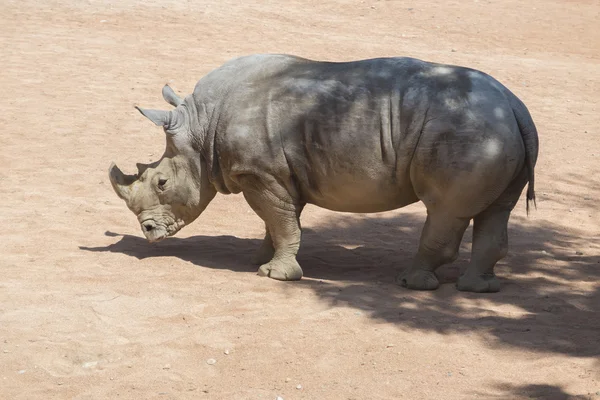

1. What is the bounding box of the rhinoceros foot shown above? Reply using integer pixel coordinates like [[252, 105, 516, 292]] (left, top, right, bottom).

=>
[[456, 272, 500, 293], [396, 269, 440, 290], [257, 259, 303, 281]]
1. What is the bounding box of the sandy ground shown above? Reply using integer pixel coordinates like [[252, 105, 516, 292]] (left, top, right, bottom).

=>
[[1, 0, 599, 399]]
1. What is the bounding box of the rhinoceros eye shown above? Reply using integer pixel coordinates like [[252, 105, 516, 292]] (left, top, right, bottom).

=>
[[157, 178, 168, 191]]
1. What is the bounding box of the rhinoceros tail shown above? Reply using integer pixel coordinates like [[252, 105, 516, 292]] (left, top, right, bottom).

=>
[[509, 94, 539, 215]]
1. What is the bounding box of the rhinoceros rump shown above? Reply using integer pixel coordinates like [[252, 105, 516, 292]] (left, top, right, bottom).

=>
[[108, 54, 538, 293]]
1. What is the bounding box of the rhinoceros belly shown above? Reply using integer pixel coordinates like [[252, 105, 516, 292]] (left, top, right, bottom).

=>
[[291, 148, 419, 213], [305, 178, 418, 213]]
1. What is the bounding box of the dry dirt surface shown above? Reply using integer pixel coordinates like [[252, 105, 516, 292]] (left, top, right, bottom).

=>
[[1, 0, 599, 399]]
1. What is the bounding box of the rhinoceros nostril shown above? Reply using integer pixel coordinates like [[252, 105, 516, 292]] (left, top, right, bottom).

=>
[[143, 223, 154, 232]]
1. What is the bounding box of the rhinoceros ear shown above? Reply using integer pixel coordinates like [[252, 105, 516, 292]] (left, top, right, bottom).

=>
[[108, 162, 137, 201], [162, 84, 183, 107], [136, 162, 150, 176], [135, 106, 172, 127]]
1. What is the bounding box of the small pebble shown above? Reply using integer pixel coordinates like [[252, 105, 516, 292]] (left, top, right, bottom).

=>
[[17, 370, 26, 374], [386, 344, 394, 348], [285, 377, 291, 382], [296, 384, 302, 390], [57, 382, 64, 386], [206, 358, 217, 365], [224, 350, 230, 355], [276, 397, 284, 400], [163, 363, 171, 370], [451, 48, 457, 52]]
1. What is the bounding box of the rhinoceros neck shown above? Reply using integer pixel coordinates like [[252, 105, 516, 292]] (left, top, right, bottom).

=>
[[187, 94, 231, 195]]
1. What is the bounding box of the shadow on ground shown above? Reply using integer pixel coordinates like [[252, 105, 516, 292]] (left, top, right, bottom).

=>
[[473, 383, 599, 399], [82, 172, 600, 359]]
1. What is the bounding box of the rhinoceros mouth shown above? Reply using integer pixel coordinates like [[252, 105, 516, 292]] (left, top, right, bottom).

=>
[[141, 224, 168, 243], [140, 218, 185, 243]]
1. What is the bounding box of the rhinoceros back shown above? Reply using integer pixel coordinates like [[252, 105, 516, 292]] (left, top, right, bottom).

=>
[[194, 54, 534, 215]]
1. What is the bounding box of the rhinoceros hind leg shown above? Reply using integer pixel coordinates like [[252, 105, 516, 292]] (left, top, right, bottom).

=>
[[456, 207, 511, 293], [251, 227, 275, 265], [397, 212, 470, 290]]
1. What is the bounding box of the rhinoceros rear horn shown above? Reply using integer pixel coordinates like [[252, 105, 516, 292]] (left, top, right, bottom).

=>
[[135, 106, 172, 128], [162, 84, 183, 107], [108, 162, 137, 201]]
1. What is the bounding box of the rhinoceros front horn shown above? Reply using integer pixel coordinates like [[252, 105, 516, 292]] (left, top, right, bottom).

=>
[[108, 162, 137, 201], [135, 106, 173, 128]]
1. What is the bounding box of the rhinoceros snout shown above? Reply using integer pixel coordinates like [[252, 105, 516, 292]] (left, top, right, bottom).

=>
[[142, 221, 155, 232], [139, 219, 168, 243]]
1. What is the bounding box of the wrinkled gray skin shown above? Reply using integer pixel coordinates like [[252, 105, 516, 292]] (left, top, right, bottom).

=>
[[109, 54, 539, 293]]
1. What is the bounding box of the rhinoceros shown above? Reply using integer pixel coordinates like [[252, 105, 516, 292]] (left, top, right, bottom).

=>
[[109, 54, 539, 293]]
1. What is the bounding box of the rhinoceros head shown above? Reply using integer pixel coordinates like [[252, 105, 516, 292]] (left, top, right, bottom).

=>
[[108, 85, 216, 242]]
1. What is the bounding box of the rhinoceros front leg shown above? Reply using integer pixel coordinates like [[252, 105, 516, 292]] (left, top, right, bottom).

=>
[[242, 183, 304, 281], [397, 212, 470, 290], [251, 225, 275, 265]]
